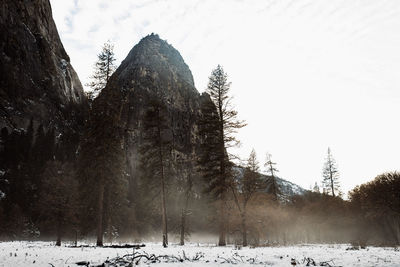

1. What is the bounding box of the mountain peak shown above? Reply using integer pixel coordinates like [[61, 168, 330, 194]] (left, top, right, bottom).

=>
[[115, 34, 195, 89], [139, 33, 163, 43]]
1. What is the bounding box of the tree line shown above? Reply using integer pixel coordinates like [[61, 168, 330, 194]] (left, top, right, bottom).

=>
[[0, 41, 398, 247]]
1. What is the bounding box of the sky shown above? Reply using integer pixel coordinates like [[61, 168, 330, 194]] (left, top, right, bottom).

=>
[[50, 0, 400, 195]]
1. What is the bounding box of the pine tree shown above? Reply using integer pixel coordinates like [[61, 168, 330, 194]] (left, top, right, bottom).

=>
[[198, 65, 246, 246], [139, 99, 172, 248], [86, 40, 116, 101], [321, 147, 341, 197], [231, 149, 265, 246], [77, 87, 127, 246], [264, 153, 280, 201], [175, 159, 194, 246]]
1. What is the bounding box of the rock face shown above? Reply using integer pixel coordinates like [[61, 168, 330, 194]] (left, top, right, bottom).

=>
[[0, 0, 86, 131], [97, 34, 206, 198], [98, 34, 306, 200]]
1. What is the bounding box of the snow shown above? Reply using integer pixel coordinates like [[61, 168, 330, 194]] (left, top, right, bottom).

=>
[[60, 59, 68, 69], [276, 178, 306, 196], [60, 59, 69, 76], [0, 242, 398, 266]]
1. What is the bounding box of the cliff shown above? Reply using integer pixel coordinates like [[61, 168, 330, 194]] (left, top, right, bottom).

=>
[[94, 34, 207, 204], [0, 0, 86, 131]]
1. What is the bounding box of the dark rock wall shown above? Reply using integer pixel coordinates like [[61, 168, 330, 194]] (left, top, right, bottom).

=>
[[0, 0, 86, 131]]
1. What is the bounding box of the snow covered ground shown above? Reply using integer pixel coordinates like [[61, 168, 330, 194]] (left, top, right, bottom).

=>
[[0, 241, 399, 266]]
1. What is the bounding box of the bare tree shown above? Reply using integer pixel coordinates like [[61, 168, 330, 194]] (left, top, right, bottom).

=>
[[231, 149, 265, 246]]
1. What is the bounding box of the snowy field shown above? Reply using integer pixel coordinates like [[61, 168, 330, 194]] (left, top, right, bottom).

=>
[[0, 241, 399, 266]]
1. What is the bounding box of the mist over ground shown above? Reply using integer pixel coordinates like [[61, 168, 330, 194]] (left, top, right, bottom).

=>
[[0, 1, 399, 266]]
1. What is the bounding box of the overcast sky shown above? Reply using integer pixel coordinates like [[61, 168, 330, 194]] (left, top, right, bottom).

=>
[[50, 0, 400, 195]]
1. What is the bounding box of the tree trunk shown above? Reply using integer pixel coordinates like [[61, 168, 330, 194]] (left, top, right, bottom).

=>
[[218, 196, 226, 246], [217, 149, 226, 246], [180, 183, 191, 246], [396, 216, 400, 245], [96, 183, 105, 247], [180, 208, 185, 246], [161, 178, 168, 247], [217, 91, 227, 247], [158, 136, 168, 248], [56, 235, 61, 247], [107, 215, 112, 244], [329, 165, 335, 197], [226, 209, 231, 245], [241, 211, 247, 247], [125, 98, 138, 230], [56, 218, 61, 246], [270, 165, 278, 202], [104, 188, 112, 245], [154, 107, 169, 248], [255, 228, 260, 247], [283, 231, 287, 246]]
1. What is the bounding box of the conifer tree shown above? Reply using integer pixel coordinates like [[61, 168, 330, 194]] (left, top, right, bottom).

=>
[[139, 99, 172, 248], [175, 159, 194, 246], [265, 153, 280, 201], [198, 65, 246, 246], [77, 86, 127, 246], [321, 148, 341, 197], [86, 41, 116, 100]]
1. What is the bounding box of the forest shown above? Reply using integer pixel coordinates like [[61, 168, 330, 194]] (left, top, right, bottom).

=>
[[0, 41, 398, 248]]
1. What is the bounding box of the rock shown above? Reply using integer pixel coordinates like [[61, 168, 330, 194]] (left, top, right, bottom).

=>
[[0, 0, 87, 131], [95, 34, 209, 201]]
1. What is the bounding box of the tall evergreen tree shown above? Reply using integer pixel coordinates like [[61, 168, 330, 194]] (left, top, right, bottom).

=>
[[175, 159, 194, 246], [198, 65, 246, 246], [139, 99, 172, 247], [86, 40, 117, 101], [77, 86, 128, 246], [321, 148, 341, 197]]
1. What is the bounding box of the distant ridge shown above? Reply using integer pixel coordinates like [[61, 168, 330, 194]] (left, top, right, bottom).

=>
[[234, 166, 307, 200]]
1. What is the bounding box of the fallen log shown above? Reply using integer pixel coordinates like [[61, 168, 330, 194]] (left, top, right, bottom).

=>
[[69, 244, 145, 249]]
